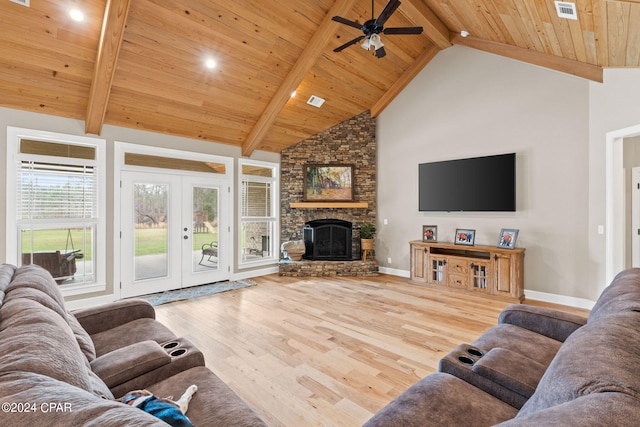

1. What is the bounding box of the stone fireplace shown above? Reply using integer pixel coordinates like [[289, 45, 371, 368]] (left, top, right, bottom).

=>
[[278, 111, 378, 277]]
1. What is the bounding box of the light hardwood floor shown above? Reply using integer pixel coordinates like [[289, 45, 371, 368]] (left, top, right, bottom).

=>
[[154, 274, 589, 427]]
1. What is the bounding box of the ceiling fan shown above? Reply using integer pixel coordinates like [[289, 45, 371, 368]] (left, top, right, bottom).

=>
[[332, 0, 423, 58]]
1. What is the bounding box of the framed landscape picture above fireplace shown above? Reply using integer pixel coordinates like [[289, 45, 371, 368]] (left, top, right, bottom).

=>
[[304, 164, 354, 202]]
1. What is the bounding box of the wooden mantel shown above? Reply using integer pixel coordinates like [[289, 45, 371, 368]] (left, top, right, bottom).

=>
[[290, 202, 369, 209]]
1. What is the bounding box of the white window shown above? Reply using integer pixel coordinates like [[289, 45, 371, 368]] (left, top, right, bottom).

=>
[[6, 127, 106, 296], [238, 159, 279, 267]]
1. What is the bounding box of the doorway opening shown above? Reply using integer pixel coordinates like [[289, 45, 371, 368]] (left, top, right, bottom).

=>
[[606, 123, 640, 286]]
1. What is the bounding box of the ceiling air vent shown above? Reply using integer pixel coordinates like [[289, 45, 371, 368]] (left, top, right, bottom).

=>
[[554, 1, 577, 20], [9, 0, 30, 6], [307, 95, 325, 108]]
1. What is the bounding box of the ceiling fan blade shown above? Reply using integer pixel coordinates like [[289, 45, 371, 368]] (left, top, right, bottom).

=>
[[332, 16, 362, 30], [333, 35, 366, 52], [383, 26, 423, 35], [376, 0, 401, 26]]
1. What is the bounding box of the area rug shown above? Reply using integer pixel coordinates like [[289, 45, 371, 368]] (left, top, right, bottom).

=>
[[141, 279, 257, 306]]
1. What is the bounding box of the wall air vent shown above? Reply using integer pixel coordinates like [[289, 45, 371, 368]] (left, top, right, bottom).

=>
[[9, 0, 30, 6], [307, 95, 325, 108], [554, 1, 577, 20]]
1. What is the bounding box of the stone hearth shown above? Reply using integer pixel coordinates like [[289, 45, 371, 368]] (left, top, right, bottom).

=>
[[278, 259, 379, 277]]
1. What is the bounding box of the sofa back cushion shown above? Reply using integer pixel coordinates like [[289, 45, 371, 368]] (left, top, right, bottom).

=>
[[517, 311, 640, 417], [589, 268, 640, 322], [0, 265, 112, 399], [0, 264, 17, 305]]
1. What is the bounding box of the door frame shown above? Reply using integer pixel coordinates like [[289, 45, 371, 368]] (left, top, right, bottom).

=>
[[114, 142, 234, 300]]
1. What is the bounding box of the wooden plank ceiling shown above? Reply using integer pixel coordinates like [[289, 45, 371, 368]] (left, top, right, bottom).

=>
[[0, 0, 638, 155]]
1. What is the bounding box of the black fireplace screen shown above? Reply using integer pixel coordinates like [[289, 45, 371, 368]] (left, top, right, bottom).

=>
[[303, 219, 353, 260]]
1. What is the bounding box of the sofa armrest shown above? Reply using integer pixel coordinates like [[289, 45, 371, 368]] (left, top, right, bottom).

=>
[[90, 340, 171, 388], [498, 304, 587, 342], [72, 298, 156, 335], [472, 348, 547, 399]]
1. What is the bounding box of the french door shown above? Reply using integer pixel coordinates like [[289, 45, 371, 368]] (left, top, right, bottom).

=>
[[120, 171, 229, 298]]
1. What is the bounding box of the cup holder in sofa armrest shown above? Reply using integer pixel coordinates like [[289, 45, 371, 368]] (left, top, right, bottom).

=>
[[90, 340, 171, 388], [160, 341, 188, 357], [471, 347, 547, 399], [170, 348, 187, 357], [162, 341, 179, 350]]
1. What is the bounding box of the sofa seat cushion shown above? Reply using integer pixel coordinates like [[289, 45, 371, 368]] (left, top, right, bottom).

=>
[[472, 323, 562, 367], [147, 366, 267, 427], [518, 311, 640, 417], [363, 372, 519, 427], [0, 371, 167, 426], [90, 318, 178, 357]]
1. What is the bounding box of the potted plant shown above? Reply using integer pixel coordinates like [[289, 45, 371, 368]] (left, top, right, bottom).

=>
[[359, 223, 376, 257]]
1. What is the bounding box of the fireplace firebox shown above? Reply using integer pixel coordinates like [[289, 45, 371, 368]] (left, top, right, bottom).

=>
[[303, 219, 353, 260]]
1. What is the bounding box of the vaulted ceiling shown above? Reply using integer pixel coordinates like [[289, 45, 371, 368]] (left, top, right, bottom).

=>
[[1, 0, 639, 155]]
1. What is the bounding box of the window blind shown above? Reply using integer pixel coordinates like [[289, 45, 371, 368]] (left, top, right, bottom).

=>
[[17, 161, 97, 220]]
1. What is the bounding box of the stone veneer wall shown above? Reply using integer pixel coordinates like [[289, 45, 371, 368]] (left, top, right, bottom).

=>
[[280, 111, 376, 259]]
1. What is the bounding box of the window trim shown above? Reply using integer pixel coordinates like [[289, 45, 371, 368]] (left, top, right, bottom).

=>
[[238, 159, 279, 268], [6, 127, 106, 296]]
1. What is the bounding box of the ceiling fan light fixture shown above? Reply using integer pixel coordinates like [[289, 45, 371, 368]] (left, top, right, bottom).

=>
[[361, 37, 371, 51], [370, 34, 386, 58]]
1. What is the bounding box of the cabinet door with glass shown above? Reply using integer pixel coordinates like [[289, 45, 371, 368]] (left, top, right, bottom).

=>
[[470, 260, 492, 293], [428, 255, 448, 285]]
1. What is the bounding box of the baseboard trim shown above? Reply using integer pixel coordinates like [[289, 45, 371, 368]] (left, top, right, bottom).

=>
[[378, 267, 410, 278], [232, 266, 279, 281], [524, 290, 595, 310], [65, 294, 118, 310]]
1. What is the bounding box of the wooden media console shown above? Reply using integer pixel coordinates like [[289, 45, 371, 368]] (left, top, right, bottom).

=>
[[409, 241, 525, 303]]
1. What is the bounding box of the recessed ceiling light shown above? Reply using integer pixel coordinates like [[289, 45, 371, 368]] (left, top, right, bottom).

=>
[[205, 58, 217, 70], [290, 90, 297, 98], [460, 30, 470, 38], [69, 8, 85, 22]]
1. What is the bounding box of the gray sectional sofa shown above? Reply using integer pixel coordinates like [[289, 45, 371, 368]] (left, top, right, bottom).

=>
[[0, 263, 266, 426], [365, 268, 640, 426]]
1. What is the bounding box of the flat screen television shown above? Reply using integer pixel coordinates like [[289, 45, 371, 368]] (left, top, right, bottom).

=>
[[418, 153, 516, 212]]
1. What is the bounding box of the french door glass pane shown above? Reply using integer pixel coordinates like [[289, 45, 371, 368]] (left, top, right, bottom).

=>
[[193, 186, 219, 272], [134, 183, 169, 281]]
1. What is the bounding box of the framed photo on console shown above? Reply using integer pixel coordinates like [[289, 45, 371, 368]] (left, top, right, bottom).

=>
[[423, 225, 437, 242], [497, 228, 519, 249], [455, 229, 475, 246], [303, 164, 354, 202]]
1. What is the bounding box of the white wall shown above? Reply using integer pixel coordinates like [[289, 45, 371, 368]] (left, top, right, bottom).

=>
[[377, 45, 594, 302]]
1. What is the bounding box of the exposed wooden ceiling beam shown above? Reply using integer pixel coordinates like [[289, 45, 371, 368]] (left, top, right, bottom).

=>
[[400, 0, 451, 49], [85, 0, 131, 135], [241, 0, 358, 157], [451, 33, 604, 82], [370, 44, 440, 117]]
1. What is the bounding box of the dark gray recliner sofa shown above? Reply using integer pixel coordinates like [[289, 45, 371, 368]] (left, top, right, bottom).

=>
[[365, 268, 640, 426], [0, 263, 266, 426]]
